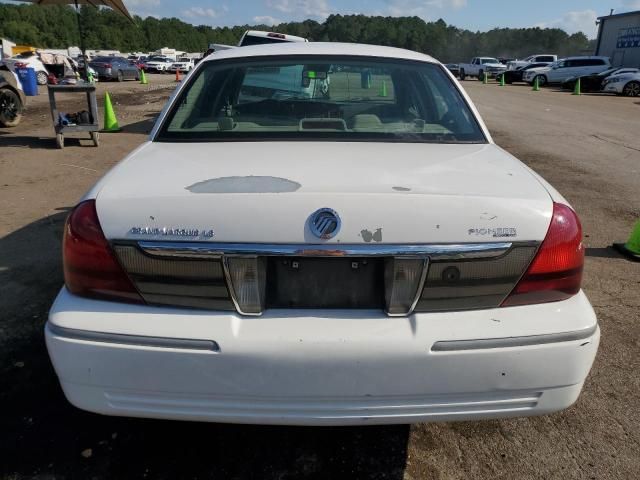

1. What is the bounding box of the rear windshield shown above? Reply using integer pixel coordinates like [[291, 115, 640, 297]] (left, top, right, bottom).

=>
[[156, 55, 486, 144]]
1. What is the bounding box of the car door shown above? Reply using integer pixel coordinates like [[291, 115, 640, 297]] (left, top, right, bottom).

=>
[[125, 59, 137, 78], [548, 60, 570, 82]]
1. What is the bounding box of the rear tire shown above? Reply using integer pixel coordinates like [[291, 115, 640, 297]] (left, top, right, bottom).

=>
[[478, 69, 484, 81], [36, 70, 48, 85], [0, 88, 23, 127], [117, 70, 124, 82], [623, 81, 640, 97], [459, 69, 466, 81]]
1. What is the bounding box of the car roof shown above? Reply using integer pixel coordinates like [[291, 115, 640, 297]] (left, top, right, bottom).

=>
[[561, 56, 610, 60], [202, 42, 438, 64]]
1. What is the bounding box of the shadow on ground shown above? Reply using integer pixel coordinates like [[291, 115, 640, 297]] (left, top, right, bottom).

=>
[[0, 212, 409, 480], [585, 246, 626, 259]]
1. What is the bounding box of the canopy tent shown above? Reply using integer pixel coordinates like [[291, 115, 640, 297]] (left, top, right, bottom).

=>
[[8, 0, 134, 78], [9, 0, 132, 21]]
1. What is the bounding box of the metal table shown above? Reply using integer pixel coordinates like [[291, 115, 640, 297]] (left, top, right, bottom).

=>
[[47, 83, 99, 149]]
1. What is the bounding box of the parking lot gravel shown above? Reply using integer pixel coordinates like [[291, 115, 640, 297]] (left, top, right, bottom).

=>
[[0, 76, 638, 479]]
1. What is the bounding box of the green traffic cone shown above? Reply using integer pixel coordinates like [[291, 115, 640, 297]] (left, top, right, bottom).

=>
[[140, 69, 148, 85], [499, 73, 505, 86], [614, 220, 640, 261], [103, 92, 121, 132], [532, 76, 540, 91], [573, 77, 581, 95], [380, 80, 387, 97], [482, 72, 488, 84]]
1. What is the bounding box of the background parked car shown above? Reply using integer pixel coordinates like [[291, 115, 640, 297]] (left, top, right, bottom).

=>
[[0, 67, 26, 127], [89, 56, 139, 81], [128, 59, 145, 70], [2, 51, 49, 85], [507, 54, 557, 71], [458, 57, 506, 80], [168, 57, 195, 73], [603, 72, 640, 97], [523, 57, 611, 86], [561, 67, 640, 92], [445, 63, 460, 77], [143, 56, 174, 73], [503, 62, 552, 84]]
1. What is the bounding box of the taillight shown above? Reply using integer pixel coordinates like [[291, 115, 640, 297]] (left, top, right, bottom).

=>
[[502, 203, 584, 307], [104, 63, 112, 68], [63, 200, 143, 303]]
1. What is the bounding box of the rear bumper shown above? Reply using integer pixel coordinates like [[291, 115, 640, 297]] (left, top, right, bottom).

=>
[[46, 288, 599, 425]]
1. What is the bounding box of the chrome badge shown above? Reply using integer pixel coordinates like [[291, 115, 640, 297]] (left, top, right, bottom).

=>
[[309, 208, 341, 239], [129, 227, 214, 238]]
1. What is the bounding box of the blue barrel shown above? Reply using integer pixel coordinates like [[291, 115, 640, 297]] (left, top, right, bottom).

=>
[[17, 67, 39, 96]]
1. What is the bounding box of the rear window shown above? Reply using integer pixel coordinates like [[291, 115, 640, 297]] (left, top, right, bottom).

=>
[[157, 56, 486, 144], [240, 35, 290, 47]]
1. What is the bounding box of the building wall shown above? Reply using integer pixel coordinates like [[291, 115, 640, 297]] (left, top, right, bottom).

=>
[[596, 12, 640, 67]]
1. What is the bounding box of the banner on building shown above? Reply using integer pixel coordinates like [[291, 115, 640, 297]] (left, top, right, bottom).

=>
[[617, 27, 640, 48]]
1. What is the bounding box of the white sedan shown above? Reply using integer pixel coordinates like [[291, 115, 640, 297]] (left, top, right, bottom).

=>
[[2, 51, 49, 85], [603, 72, 640, 97], [46, 42, 599, 426]]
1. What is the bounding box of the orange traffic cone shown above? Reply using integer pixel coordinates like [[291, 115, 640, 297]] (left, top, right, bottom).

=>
[[175, 69, 181, 82]]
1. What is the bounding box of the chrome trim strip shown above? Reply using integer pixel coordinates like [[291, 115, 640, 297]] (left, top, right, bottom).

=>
[[431, 325, 598, 352], [47, 324, 220, 352], [138, 242, 519, 260]]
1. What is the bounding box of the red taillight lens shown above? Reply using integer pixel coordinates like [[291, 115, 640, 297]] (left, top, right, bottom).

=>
[[104, 63, 112, 68], [502, 203, 584, 307], [63, 200, 143, 303]]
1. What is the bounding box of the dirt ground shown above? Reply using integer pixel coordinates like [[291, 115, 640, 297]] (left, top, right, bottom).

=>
[[0, 75, 639, 479]]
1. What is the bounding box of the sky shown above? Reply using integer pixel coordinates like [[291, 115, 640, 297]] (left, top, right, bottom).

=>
[[7, 0, 640, 38]]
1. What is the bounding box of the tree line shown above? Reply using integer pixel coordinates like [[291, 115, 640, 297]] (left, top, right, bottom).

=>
[[0, 4, 595, 62]]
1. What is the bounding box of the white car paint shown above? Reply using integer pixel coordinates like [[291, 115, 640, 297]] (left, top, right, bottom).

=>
[[603, 72, 640, 96], [92, 142, 553, 244], [46, 42, 599, 425], [47, 289, 598, 425]]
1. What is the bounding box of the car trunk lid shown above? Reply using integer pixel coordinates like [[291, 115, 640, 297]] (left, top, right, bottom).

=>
[[95, 141, 553, 244]]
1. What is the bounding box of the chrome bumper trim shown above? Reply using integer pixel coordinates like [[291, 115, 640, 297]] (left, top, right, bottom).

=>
[[138, 241, 522, 260], [47, 324, 220, 352], [431, 325, 598, 352]]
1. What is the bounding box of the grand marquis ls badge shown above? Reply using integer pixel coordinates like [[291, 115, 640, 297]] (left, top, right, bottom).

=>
[[129, 227, 214, 238], [309, 208, 341, 239]]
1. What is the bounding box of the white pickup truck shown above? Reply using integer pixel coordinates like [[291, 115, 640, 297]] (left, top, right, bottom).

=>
[[458, 57, 507, 80]]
